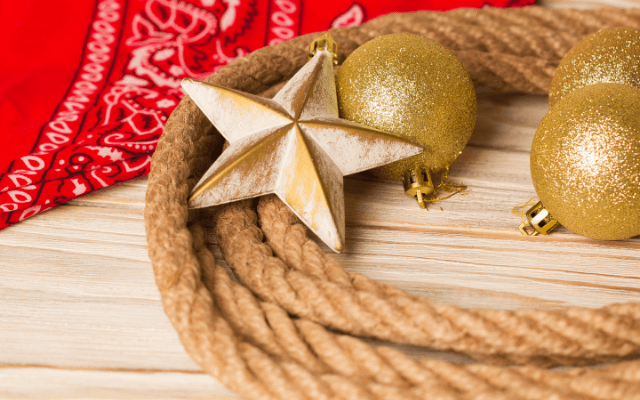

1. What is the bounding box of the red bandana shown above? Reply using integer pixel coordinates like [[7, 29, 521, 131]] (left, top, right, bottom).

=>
[[0, 0, 534, 229]]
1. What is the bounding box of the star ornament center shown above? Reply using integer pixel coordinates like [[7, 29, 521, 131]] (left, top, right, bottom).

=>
[[182, 48, 423, 252]]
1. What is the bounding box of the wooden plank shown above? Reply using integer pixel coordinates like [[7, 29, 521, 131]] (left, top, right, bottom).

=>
[[0, 205, 200, 372], [330, 226, 640, 309], [67, 177, 147, 210], [1, 367, 239, 400], [471, 91, 547, 153], [1, 207, 148, 259]]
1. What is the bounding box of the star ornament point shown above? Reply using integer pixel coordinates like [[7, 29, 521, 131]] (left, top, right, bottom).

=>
[[182, 50, 423, 252]]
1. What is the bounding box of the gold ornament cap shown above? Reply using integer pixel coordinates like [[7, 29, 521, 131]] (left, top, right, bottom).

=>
[[403, 167, 435, 209], [549, 27, 640, 107], [518, 201, 560, 236], [336, 33, 477, 182], [531, 83, 640, 240]]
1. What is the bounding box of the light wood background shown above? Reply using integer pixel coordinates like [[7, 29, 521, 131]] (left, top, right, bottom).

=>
[[3, 1, 640, 398]]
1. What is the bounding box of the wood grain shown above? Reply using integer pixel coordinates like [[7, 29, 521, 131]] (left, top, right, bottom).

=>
[[1, 367, 239, 399], [3, 2, 640, 398]]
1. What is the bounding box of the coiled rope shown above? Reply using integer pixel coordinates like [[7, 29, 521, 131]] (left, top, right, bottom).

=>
[[145, 6, 640, 399]]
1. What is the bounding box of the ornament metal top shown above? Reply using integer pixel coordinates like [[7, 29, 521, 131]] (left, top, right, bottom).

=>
[[182, 33, 423, 252]]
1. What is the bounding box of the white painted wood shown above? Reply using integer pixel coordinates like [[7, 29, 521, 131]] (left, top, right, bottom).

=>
[[0, 205, 201, 372], [3, 1, 640, 398], [1, 367, 239, 399]]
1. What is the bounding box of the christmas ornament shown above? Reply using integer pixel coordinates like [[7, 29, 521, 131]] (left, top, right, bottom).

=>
[[520, 83, 640, 240], [182, 34, 423, 252], [336, 33, 477, 208], [549, 27, 640, 107]]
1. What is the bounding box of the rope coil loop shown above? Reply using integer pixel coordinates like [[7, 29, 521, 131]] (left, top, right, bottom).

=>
[[145, 7, 640, 399]]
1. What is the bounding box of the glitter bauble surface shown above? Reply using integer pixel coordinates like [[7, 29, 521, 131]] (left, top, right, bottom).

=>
[[531, 83, 640, 240], [549, 27, 640, 107], [336, 33, 477, 180]]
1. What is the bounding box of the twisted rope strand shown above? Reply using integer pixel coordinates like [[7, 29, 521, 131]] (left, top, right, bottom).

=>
[[250, 195, 640, 366], [145, 6, 640, 400]]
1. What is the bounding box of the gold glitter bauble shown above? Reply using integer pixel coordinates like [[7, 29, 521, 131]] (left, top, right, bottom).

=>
[[336, 33, 477, 180], [531, 83, 640, 240], [549, 27, 640, 107]]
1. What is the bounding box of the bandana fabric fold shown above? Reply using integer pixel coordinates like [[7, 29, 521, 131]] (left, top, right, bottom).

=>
[[0, 0, 534, 229]]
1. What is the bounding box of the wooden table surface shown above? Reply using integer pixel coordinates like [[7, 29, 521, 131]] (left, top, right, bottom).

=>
[[3, 1, 640, 398]]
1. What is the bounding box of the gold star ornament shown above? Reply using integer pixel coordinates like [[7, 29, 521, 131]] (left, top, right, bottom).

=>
[[182, 34, 423, 252]]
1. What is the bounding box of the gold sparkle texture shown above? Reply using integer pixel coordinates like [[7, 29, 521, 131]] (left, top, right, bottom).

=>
[[182, 41, 423, 252], [531, 83, 640, 240], [336, 33, 477, 181], [549, 27, 640, 107]]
